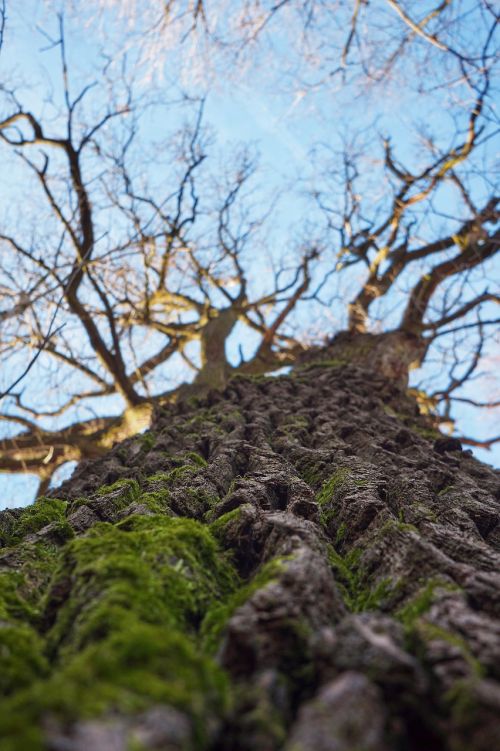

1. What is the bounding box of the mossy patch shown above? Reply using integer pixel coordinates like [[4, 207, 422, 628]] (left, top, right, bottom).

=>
[[0, 623, 227, 750], [396, 582, 481, 677], [136, 490, 170, 513], [412, 423, 441, 440], [46, 514, 236, 656], [183, 451, 208, 468], [146, 465, 197, 487], [335, 521, 347, 545], [277, 415, 309, 438], [315, 468, 354, 528], [378, 518, 419, 537], [437, 485, 454, 496], [396, 579, 458, 632], [97, 478, 140, 501], [230, 679, 288, 747], [0, 497, 68, 547], [1, 540, 62, 614], [298, 458, 325, 488], [327, 545, 392, 612], [69, 479, 143, 520], [316, 468, 354, 506], [0, 623, 48, 696], [209, 507, 243, 540], [0, 514, 239, 750], [183, 486, 219, 510], [0, 570, 38, 623], [145, 459, 218, 515], [0, 534, 64, 694], [137, 431, 156, 451]]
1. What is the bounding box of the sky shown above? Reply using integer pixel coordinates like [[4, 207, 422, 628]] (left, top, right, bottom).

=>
[[0, 0, 498, 508]]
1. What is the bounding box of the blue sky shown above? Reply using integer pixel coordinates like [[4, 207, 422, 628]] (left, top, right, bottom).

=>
[[0, 1, 498, 508]]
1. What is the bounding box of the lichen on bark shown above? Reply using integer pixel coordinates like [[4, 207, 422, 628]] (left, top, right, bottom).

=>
[[1, 359, 499, 750]]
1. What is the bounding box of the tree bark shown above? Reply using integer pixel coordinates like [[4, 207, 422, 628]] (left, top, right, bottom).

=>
[[1, 336, 499, 750]]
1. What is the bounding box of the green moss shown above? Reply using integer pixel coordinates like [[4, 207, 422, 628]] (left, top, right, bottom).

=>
[[437, 485, 454, 496], [0, 623, 227, 750], [298, 459, 324, 487], [0, 514, 237, 749], [284, 416, 308, 427], [327, 546, 391, 613], [232, 680, 288, 747], [97, 478, 140, 501], [1, 541, 62, 617], [315, 469, 355, 528], [0, 498, 68, 547], [137, 491, 170, 513], [67, 496, 90, 511], [395, 582, 477, 678], [47, 515, 235, 656], [184, 487, 219, 508], [147, 465, 197, 487], [209, 507, 243, 540], [379, 518, 419, 536], [419, 623, 483, 678], [50, 519, 75, 543], [146, 464, 216, 514], [183, 451, 208, 468], [0, 566, 54, 697], [0, 571, 37, 623], [115, 446, 129, 461], [316, 469, 351, 506], [334, 522, 347, 545], [146, 471, 173, 484], [0, 538, 62, 701], [355, 577, 393, 612], [218, 409, 244, 427], [137, 431, 156, 451], [316, 467, 368, 506], [396, 579, 458, 631], [201, 556, 290, 654], [319, 507, 335, 527], [413, 426, 441, 440], [0, 623, 48, 696], [278, 415, 309, 437], [184, 408, 214, 427], [412, 504, 438, 522]]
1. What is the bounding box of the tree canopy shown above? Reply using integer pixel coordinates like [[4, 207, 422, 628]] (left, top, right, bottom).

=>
[[0, 0, 498, 501]]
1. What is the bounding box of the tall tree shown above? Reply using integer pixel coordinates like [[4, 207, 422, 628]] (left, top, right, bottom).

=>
[[0, 4, 499, 748]]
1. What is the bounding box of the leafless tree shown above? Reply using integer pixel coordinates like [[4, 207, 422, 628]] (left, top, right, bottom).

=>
[[0, 18, 323, 492], [80, 1, 499, 105], [309, 53, 499, 439], [0, 7, 498, 496]]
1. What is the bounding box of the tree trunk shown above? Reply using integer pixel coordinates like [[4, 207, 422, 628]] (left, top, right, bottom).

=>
[[1, 339, 499, 751]]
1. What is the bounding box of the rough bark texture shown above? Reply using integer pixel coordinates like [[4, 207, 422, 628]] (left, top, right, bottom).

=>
[[1, 351, 499, 750]]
